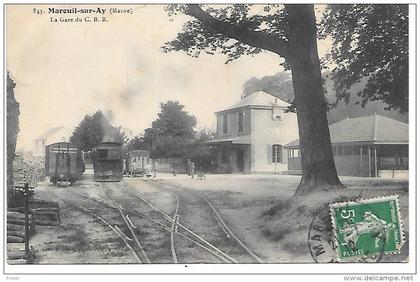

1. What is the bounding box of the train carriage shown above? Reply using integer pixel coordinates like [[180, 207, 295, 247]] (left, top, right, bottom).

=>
[[92, 142, 123, 182], [45, 142, 85, 185], [126, 150, 150, 177]]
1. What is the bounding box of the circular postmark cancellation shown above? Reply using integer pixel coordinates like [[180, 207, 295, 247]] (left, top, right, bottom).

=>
[[308, 194, 405, 263]]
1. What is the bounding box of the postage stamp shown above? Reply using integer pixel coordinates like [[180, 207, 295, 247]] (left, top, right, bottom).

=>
[[329, 195, 404, 261]]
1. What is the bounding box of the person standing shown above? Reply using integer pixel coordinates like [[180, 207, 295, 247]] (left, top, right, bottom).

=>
[[145, 158, 152, 178], [191, 161, 195, 179], [172, 160, 178, 176], [152, 160, 159, 178], [187, 159, 191, 176]]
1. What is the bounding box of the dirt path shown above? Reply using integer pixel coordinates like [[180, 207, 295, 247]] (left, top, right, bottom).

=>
[[29, 179, 139, 264], [155, 175, 409, 263], [24, 174, 409, 264]]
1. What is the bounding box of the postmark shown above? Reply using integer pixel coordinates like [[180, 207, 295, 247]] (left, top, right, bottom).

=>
[[308, 203, 338, 263], [329, 195, 404, 261]]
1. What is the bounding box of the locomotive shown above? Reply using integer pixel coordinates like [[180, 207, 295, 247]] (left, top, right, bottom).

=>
[[45, 142, 85, 185], [91, 142, 123, 182]]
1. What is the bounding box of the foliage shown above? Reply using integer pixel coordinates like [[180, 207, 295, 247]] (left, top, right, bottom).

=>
[[151, 101, 197, 138], [163, 4, 288, 64], [162, 4, 407, 190], [165, 4, 408, 113], [243, 72, 294, 102], [320, 4, 408, 112], [70, 111, 127, 151], [242, 71, 408, 123], [7, 72, 20, 156], [143, 101, 197, 158], [188, 129, 217, 171], [7, 72, 20, 203], [125, 135, 145, 151]]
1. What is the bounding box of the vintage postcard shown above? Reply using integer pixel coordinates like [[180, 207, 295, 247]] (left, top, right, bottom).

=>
[[3, 2, 416, 278]]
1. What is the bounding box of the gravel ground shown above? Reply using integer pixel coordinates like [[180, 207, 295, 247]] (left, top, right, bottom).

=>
[[22, 172, 409, 264]]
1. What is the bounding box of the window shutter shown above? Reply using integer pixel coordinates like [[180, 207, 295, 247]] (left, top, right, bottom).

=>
[[267, 144, 272, 164], [281, 147, 287, 164]]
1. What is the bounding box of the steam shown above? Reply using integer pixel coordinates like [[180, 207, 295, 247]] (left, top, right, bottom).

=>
[[101, 110, 119, 143]]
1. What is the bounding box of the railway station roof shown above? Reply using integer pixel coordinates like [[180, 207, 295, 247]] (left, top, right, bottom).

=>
[[215, 91, 291, 114], [285, 114, 408, 148], [204, 134, 251, 145]]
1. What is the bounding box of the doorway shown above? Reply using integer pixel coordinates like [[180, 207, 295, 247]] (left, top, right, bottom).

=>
[[237, 149, 244, 172]]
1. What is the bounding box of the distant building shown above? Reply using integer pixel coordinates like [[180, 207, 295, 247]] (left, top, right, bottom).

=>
[[205, 91, 298, 173], [33, 126, 72, 157], [285, 114, 408, 178]]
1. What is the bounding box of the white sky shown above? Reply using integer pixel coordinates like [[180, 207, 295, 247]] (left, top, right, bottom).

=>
[[6, 5, 331, 150]]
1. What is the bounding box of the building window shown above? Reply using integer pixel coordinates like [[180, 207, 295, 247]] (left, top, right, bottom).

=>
[[289, 149, 299, 158], [98, 149, 108, 159], [238, 111, 244, 133], [222, 114, 228, 134], [272, 144, 283, 163]]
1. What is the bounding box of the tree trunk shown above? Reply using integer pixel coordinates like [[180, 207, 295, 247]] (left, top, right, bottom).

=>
[[7, 73, 20, 205], [285, 5, 344, 195]]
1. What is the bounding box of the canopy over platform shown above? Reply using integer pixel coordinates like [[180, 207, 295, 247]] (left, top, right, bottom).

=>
[[285, 114, 408, 148], [204, 135, 251, 145]]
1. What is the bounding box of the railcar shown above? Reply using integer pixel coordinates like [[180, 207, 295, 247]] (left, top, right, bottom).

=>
[[45, 142, 85, 185], [126, 150, 150, 177], [92, 142, 123, 182]]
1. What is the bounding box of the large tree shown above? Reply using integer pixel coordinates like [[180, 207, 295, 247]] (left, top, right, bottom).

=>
[[144, 101, 197, 158], [164, 4, 342, 194], [70, 111, 127, 151], [320, 5, 408, 112], [126, 135, 146, 151], [7, 72, 20, 204], [164, 4, 408, 195]]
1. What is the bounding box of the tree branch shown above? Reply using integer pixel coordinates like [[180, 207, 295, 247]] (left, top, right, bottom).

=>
[[184, 4, 290, 58]]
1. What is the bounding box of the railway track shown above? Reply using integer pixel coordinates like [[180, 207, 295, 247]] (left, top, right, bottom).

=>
[[72, 188, 236, 263], [170, 194, 180, 263], [63, 178, 262, 263], [106, 189, 151, 263], [200, 195, 264, 263], [124, 187, 238, 263], [129, 179, 263, 263], [62, 199, 143, 263], [62, 182, 152, 263]]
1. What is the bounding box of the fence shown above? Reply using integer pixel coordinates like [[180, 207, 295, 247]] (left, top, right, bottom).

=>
[[154, 158, 217, 174]]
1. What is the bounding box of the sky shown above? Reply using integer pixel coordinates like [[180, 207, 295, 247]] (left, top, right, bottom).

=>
[[6, 4, 331, 151]]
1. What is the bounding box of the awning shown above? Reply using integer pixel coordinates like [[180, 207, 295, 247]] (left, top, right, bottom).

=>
[[204, 135, 251, 145]]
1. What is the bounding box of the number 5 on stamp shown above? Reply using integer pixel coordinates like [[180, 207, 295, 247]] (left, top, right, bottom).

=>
[[329, 195, 405, 261]]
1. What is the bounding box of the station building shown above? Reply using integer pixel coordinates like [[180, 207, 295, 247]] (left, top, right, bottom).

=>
[[205, 91, 299, 173], [285, 114, 409, 178]]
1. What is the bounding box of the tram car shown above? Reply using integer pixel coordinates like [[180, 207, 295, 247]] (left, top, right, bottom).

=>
[[126, 150, 150, 177], [45, 142, 85, 185], [92, 142, 123, 182]]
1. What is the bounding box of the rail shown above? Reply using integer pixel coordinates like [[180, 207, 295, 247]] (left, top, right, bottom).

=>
[[201, 195, 264, 263], [63, 199, 143, 263], [74, 192, 233, 263], [107, 191, 151, 263], [125, 189, 238, 263], [170, 194, 180, 263]]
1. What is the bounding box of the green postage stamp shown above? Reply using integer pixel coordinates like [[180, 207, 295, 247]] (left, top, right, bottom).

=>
[[330, 195, 404, 261]]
